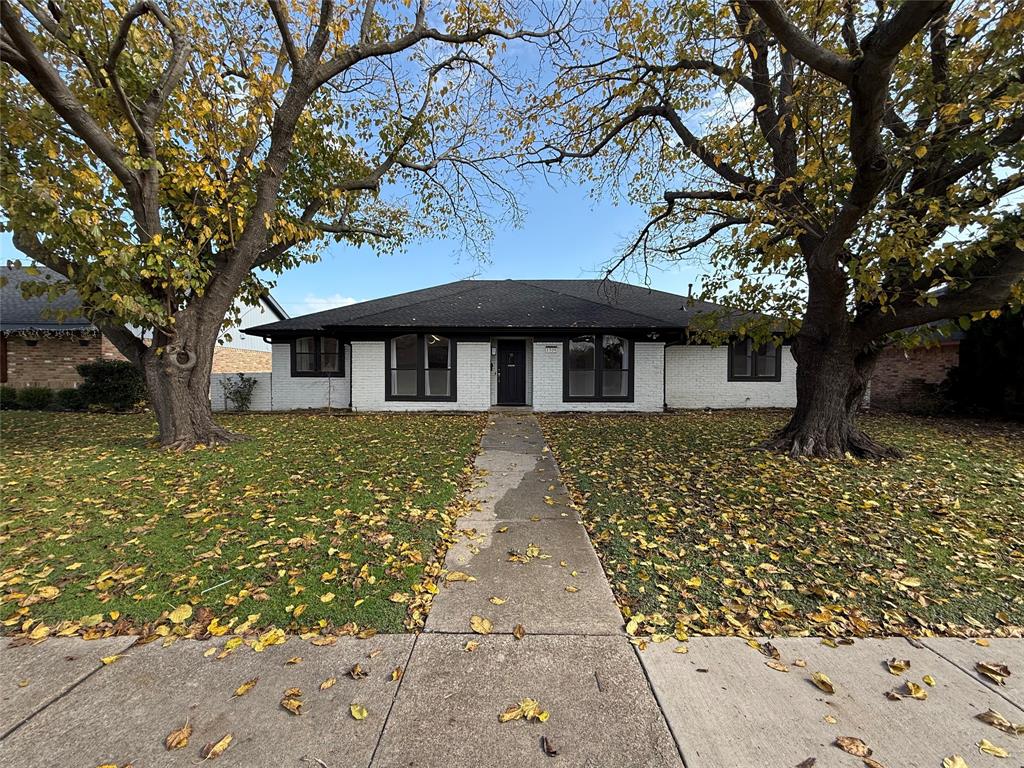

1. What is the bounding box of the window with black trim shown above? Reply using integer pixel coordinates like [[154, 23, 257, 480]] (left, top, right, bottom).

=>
[[386, 333, 456, 401], [564, 334, 633, 401], [728, 338, 781, 381], [290, 336, 344, 377]]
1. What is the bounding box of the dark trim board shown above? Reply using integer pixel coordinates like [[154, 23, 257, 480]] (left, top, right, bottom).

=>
[[262, 327, 679, 342], [384, 333, 458, 402]]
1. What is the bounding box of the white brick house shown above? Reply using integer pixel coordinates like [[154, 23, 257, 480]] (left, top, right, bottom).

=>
[[220, 279, 797, 412]]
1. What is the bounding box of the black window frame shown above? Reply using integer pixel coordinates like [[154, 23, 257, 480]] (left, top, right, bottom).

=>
[[384, 333, 458, 402], [562, 333, 635, 403], [727, 338, 782, 382], [289, 335, 345, 377]]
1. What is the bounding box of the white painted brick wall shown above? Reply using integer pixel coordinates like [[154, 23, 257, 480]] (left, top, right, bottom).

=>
[[210, 372, 272, 411], [665, 345, 797, 409], [266, 343, 351, 410], [532, 341, 665, 412], [350, 340, 491, 411]]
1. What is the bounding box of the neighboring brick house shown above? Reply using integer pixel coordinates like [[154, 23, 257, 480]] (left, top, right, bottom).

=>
[[0, 264, 288, 389], [869, 339, 962, 412]]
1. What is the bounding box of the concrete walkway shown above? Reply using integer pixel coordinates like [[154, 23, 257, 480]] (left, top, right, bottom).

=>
[[2, 414, 1022, 767]]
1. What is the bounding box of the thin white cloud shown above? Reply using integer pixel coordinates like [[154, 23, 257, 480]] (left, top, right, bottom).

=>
[[300, 293, 361, 314]]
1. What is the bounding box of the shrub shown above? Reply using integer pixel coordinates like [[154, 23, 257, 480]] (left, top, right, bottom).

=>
[[55, 387, 85, 411], [0, 385, 19, 410], [16, 386, 53, 410], [76, 360, 146, 412], [221, 373, 259, 411]]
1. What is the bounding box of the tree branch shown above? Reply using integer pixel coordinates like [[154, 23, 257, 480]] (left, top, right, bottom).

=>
[[855, 233, 1024, 341], [746, 0, 853, 84], [267, 0, 301, 71], [0, 0, 142, 211]]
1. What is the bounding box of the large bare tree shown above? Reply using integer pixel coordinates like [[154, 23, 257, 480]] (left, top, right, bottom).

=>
[[1, 0, 565, 447], [533, 0, 1023, 457]]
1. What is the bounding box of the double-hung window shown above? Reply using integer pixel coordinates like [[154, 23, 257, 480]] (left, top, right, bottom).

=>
[[564, 334, 633, 401], [727, 338, 782, 381], [386, 333, 456, 401], [291, 336, 343, 376]]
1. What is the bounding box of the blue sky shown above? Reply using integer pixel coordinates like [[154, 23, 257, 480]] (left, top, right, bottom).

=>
[[271, 177, 706, 317]]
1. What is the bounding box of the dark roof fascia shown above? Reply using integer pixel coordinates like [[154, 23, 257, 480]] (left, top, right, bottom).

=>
[[252, 325, 686, 341]]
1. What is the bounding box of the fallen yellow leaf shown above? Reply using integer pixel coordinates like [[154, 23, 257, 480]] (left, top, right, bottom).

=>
[[164, 721, 192, 750], [977, 738, 1009, 758], [498, 698, 549, 723], [905, 681, 928, 700], [811, 672, 835, 694], [200, 733, 233, 759], [834, 736, 871, 757], [168, 604, 193, 624], [232, 677, 258, 698]]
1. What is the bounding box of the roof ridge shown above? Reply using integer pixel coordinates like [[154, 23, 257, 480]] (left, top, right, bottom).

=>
[[515, 279, 681, 328]]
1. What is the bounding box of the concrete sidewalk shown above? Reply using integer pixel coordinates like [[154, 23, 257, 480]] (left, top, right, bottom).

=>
[[1, 414, 1021, 768]]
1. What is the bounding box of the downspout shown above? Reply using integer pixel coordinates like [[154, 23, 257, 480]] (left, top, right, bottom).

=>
[[663, 341, 667, 411], [263, 336, 273, 412]]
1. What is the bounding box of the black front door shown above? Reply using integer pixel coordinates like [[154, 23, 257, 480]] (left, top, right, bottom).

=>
[[496, 340, 527, 405]]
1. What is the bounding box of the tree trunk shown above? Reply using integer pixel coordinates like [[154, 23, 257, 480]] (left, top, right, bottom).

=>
[[139, 312, 243, 450], [762, 332, 902, 459]]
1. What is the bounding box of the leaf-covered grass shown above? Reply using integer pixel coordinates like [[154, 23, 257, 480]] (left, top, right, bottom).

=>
[[1, 411, 484, 638], [539, 411, 1024, 639]]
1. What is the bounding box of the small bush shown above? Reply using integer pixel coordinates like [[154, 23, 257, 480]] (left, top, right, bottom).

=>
[[55, 387, 85, 411], [0, 385, 20, 410], [76, 360, 146, 412], [16, 386, 53, 410], [221, 373, 259, 411]]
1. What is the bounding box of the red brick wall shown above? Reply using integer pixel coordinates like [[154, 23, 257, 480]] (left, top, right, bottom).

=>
[[2, 332, 269, 389], [871, 342, 959, 411], [211, 347, 272, 373], [100, 335, 127, 362], [2, 333, 111, 389]]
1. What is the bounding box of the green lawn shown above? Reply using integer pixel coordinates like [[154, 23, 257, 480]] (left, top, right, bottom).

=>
[[1, 411, 484, 641], [539, 411, 1024, 639]]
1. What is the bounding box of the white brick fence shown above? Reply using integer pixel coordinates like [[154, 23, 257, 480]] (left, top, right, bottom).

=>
[[210, 372, 273, 412]]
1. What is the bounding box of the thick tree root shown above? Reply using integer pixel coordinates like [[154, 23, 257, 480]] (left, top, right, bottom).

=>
[[760, 426, 903, 460]]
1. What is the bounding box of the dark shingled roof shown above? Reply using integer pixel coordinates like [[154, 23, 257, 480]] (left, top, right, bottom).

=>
[[245, 279, 746, 336], [0, 264, 94, 332]]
